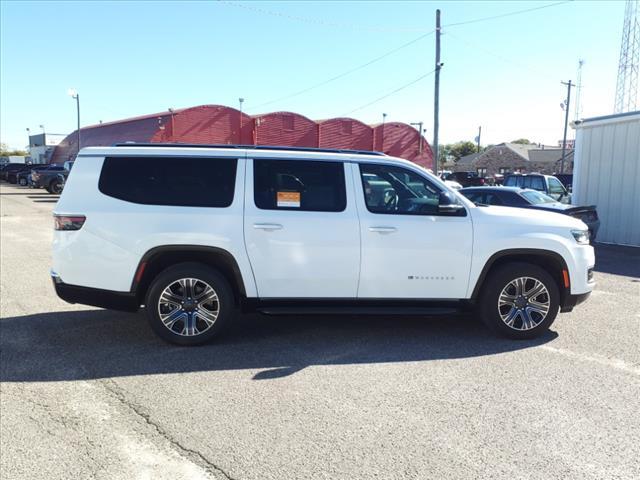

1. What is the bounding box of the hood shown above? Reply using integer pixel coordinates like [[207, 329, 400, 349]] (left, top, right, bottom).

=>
[[472, 205, 587, 230]]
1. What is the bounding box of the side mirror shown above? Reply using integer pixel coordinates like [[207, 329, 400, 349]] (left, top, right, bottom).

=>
[[438, 191, 465, 214]]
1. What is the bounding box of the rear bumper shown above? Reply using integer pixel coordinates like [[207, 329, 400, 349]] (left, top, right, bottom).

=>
[[560, 291, 591, 313], [51, 272, 139, 312]]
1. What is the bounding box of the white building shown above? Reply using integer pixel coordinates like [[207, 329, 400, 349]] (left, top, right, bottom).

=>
[[28, 133, 66, 164], [572, 111, 640, 247]]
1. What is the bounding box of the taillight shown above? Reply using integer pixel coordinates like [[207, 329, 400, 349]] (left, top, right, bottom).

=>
[[479, 178, 485, 185], [54, 215, 86, 231]]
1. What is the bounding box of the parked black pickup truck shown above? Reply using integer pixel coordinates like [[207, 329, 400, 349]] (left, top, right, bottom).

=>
[[32, 162, 73, 193], [442, 171, 486, 187]]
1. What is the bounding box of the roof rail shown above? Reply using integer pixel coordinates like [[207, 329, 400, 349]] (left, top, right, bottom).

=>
[[113, 142, 387, 156]]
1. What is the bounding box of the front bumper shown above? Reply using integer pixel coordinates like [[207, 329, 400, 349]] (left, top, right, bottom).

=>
[[560, 291, 592, 313], [51, 271, 139, 312]]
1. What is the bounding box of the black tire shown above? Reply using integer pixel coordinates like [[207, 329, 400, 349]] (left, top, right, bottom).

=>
[[49, 180, 63, 194], [18, 177, 27, 186], [145, 262, 236, 346], [479, 262, 559, 340]]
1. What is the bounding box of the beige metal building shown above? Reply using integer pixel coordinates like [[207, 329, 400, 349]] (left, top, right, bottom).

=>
[[572, 111, 640, 246]]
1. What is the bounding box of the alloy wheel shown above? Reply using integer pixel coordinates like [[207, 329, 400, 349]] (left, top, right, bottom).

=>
[[157, 278, 220, 336], [497, 276, 550, 331]]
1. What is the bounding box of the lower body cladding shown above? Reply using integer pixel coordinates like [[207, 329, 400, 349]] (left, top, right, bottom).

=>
[[50, 271, 591, 316]]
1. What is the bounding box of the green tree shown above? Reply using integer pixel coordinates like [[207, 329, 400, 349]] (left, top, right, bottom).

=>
[[511, 138, 532, 145], [0, 143, 27, 156], [448, 141, 477, 161], [437, 144, 451, 168]]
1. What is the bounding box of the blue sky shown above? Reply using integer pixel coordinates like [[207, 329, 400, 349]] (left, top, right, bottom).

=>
[[0, 0, 626, 150]]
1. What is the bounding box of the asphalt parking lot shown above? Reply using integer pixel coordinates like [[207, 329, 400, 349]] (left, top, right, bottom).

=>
[[1, 181, 639, 480]]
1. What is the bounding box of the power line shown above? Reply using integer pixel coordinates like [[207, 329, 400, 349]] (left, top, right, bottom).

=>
[[218, 0, 429, 33], [250, 30, 435, 110], [445, 31, 539, 75], [341, 70, 436, 116], [443, 1, 573, 28], [246, 0, 572, 112]]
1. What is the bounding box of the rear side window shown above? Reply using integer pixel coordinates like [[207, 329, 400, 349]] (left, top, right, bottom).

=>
[[529, 176, 545, 190], [485, 192, 503, 205], [253, 160, 346, 212], [99, 156, 237, 207], [506, 176, 530, 188]]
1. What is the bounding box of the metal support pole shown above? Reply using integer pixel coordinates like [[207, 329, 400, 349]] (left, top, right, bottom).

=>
[[433, 9, 441, 172], [476, 126, 482, 153], [76, 94, 81, 156], [560, 80, 573, 174]]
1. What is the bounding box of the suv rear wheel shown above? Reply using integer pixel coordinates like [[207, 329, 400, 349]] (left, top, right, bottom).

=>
[[145, 262, 235, 345], [480, 262, 559, 339]]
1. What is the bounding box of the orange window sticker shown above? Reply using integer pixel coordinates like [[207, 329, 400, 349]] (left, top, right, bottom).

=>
[[277, 191, 301, 208]]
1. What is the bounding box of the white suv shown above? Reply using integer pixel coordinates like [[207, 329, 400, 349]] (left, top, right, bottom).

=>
[[52, 144, 595, 345]]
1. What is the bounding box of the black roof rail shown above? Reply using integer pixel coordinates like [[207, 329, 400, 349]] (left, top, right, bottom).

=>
[[112, 142, 387, 156]]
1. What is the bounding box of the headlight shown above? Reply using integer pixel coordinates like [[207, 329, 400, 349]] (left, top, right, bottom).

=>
[[571, 229, 590, 245]]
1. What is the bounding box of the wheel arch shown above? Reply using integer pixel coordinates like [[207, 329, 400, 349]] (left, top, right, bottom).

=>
[[470, 248, 570, 304], [131, 245, 247, 307]]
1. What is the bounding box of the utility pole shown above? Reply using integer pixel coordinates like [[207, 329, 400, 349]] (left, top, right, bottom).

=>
[[574, 59, 585, 120], [560, 80, 573, 174], [68, 89, 80, 156], [433, 9, 441, 172], [476, 126, 482, 153], [410, 122, 424, 153]]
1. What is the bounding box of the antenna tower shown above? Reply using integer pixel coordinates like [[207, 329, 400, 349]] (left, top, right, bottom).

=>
[[614, 0, 639, 113]]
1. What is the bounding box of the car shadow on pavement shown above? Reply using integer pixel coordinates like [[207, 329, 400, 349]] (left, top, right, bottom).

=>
[[0, 309, 557, 382], [593, 244, 640, 278]]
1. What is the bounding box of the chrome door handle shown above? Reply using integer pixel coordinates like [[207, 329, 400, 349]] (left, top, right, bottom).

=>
[[368, 226, 397, 233], [253, 223, 283, 231]]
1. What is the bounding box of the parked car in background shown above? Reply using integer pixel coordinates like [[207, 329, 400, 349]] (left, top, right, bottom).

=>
[[503, 173, 570, 203], [3, 163, 33, 184], [16, 164, 53, 187], [32, 164, 70, 193], [443, 171, 486, 187], [460, 186, 600, 241]]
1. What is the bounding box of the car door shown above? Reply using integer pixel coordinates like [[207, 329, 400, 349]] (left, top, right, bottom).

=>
[[353, 162, 473, 299], [244, 158, 360, 298], [547, 176, 568, 202]]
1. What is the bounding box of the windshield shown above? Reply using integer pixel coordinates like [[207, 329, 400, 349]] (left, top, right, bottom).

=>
[[521, 190, 556, 204]]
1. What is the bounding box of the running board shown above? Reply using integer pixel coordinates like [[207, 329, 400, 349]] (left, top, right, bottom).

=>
[[257, 306, 461, 316]]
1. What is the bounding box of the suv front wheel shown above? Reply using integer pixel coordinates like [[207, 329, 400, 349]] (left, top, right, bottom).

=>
[[145, 262, 235, 345], [480, 262, 559, 339]]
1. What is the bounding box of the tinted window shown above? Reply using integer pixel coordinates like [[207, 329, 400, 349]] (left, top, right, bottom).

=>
[[253, 160, 346, 212], [461, 191, 483, 203], [529, 176, 545, 190], [485, 192, 503, 205], [502, 191, 529, 206], [504, 176, 522, 187], [99, 156, 237, 207], [360, 163, 443, 215]]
